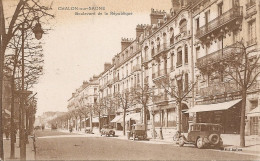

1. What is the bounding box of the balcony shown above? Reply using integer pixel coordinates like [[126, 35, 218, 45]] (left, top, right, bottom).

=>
[[198, 82, 238, 98], [196, 7, 243, 40], [113, 77, 119, 83], [153, 93, 169, 105], [152, 68, 169, 81], [153, 43, 169, 58], [247, 38, 257, 47], [99, 85, 106, 91], [132, 64, 141, 73], [106, 79, 113, 87], [246, 0, 256, 10], [196, 43, 242, 69], [198, 81, 260, 98], [245, 2, 257, 19]]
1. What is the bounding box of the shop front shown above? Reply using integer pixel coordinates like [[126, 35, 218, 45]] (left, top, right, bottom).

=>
[[186, 99, 241, 134]]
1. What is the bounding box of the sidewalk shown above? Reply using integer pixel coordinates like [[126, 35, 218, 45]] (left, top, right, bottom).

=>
[[60, 127, 260, 157], [3, 137, 35, 161]]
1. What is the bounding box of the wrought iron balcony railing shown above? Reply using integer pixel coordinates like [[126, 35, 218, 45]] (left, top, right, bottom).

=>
[[152, 68, 169, 80], [132, 64, 141, 72], [113, 77, 119, 83], [247, 38, 257, 46], [153, 43, 169, 57], [246, 0, 256, 10], [198, 82, 238, 98], [196, 43, 242, 69], [196, 6, 243, 39], [153, 93, 168, 104], [198, 80, 260, 98]]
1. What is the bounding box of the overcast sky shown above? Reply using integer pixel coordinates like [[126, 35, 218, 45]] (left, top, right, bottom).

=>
[[3, 0, 172, 116]]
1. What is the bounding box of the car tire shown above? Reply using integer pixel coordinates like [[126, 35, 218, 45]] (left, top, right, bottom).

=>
[[196, 138, 204, 149], [179, 137, 185, 147], [209, 134, 220, 145]]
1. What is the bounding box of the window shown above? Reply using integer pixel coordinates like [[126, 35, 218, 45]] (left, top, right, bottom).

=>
[[177, 47, 182, 67], [126, 64, 128, 76], [179, 19, 187, 33], [205, 10, 210, 24], [177, 79, 183, 93], [248, 20, 256, 45], [184, 45, 188, 64], [196, 47, 200, 60], [171, 53, 174, 70], [151, 47, 155, 57], [144, 46, 148, 61], [170, 28, 174, 45], [218, 2, 223, 16], [185, 73, 189, 92], [196, 18, 200, 31]]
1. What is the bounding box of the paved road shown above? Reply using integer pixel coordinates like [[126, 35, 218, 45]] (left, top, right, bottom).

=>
[[34, 130, 259, 160]]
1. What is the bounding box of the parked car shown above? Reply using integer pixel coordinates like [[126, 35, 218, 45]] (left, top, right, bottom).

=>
[[179, 123, 223, 149], [34, 126, 41, 130], [128, 124, 147, 141], [101, 125, 115, 137], [51, 124, 57, 130]]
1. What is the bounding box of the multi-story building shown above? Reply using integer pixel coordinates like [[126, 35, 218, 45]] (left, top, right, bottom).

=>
[[67, 0, 260, 135], [67, 76, 99, 129], [190, 0, 260, 135]]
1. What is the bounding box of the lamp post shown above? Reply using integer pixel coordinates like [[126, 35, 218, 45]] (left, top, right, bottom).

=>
[[19, 20, 43, 160]]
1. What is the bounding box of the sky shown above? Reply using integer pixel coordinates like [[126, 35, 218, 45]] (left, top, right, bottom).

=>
[[3, 0, 172, 116]]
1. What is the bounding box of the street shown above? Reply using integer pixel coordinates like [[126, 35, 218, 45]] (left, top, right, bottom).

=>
[[34, 130, 259, 160]]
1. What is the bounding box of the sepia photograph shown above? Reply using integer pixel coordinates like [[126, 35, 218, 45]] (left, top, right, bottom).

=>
[[0, 0, 260, 160]]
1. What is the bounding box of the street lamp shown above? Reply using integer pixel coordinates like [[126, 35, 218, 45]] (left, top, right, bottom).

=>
[[19, 20, 43, 160], [33, 23, 44, 40]]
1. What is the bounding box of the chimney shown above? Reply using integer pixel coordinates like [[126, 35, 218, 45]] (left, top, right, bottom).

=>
[[121, 38, 133, 51], [150, 8, 165, 26], [104, 63, 111, 71], [171, 0, 181, 14], [136, 24, 145, 38]]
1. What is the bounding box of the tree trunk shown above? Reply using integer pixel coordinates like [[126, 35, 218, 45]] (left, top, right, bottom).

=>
[[98, 113, 101, 133], [143, 104, 147, 135], [178, 102, 182, 133], [10, 75, 15, 158], [79, 116, 82, 131], [123, 108, 126, 136], [240, 89, 246, 147], [90, 112, 93, 132]]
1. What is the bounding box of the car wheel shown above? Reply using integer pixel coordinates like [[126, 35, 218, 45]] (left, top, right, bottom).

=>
[[209, 134, 220, 145], [179, 137, 185, 147], [196, 138, 204, 149]]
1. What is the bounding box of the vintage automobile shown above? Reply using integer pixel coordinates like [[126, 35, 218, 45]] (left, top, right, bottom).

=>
[[101, 125, 115, 137], [179, 123, 223, 149], [128, 124, 147, 141]]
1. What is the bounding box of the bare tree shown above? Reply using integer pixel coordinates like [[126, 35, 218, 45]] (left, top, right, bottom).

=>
[[220, 41, 260, 147], [131, 84, 153, 137], [0, 0, 54, 159], [158, 72, 196, 133], [114, 90, 134, 136]]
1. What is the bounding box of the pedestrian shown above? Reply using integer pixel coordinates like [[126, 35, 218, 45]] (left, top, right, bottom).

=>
[[41, 124, 45, 131], [4, 125, 10, 140]]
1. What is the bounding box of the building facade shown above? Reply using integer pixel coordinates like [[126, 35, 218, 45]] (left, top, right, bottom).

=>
[[67, 0, 260, 135]]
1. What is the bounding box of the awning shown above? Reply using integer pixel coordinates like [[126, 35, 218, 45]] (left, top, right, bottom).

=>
[[92, 117, 99, 123], [247, 106, 260, 117], [118, 113, 141, 122], [111, 115, 123, 123], [186, 99, 241, 113]]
